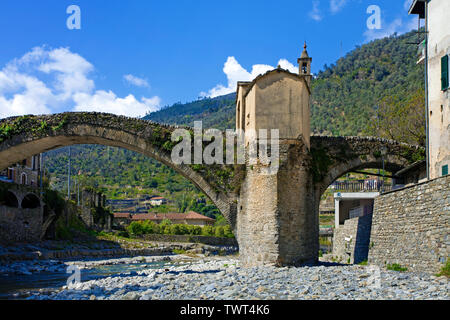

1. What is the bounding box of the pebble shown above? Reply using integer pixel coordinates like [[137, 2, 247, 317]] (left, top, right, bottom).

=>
[[6, 255, 446, 301]]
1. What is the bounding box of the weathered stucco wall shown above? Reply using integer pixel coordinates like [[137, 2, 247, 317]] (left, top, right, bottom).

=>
[[368, 175, 450, 273], [427, 0, 450, 179]]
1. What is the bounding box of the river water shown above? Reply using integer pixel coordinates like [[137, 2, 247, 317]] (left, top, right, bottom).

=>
[[0, 258, 175, 300]]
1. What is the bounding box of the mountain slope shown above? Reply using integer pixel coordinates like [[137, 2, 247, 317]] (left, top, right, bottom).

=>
[[144, 93, 236, 130]]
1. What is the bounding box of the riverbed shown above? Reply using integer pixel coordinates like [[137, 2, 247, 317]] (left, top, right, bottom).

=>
[[0, 255, 183, 299], [1, 254, 448, 300]]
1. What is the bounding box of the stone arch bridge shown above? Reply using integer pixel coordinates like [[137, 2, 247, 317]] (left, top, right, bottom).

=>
[[0, 112, 424, 266]]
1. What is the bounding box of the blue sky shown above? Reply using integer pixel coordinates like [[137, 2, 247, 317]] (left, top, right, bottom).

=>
[[0, 0, 417, 118]]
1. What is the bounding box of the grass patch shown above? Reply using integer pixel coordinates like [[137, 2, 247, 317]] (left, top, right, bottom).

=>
[[436, 259, 450, 277], [172, 249, 186, 255], [358, 260, 368, 265], [386, 263, 408, 272]]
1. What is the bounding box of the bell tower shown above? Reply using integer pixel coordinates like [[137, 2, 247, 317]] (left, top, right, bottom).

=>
[[298, 42, 312, 85]]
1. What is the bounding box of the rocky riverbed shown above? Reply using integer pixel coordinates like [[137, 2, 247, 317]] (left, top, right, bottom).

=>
[[11, 255, 448, 300]]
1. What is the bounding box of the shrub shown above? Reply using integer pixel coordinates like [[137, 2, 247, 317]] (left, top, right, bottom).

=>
[[124, 220, 234, 238], [214, 226, 225, 238], [437, 259, 450, 278], [386, 263, 408, 272], [127, 221, 145, 236], [201, 225, 215, 236], [223, 225, 234, 238]]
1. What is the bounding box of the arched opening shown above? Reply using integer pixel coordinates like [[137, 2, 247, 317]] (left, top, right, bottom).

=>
[[2, 191, 19, 208], [317, 163, 402, 264], [22, 193, 41, 209], [21, 173, 27, 185]]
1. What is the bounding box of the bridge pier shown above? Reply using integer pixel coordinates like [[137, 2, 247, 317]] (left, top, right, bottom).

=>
[[236, 141, 319, 267]]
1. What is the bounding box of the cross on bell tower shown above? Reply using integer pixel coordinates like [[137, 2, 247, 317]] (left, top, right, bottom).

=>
[[298, 42, 312, 84]]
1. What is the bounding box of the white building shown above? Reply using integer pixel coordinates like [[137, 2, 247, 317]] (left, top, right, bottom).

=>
[[409, 0, 450, 179]]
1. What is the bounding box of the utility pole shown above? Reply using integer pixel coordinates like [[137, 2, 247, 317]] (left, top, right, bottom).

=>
[[39, 153, 44, 200], [77, 177, 80, 205], [68, 147, 71, 200]]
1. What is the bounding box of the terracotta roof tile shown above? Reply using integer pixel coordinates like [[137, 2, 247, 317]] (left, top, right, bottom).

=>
[[131, 211, 215, 222], [113, 213, 131, 218]]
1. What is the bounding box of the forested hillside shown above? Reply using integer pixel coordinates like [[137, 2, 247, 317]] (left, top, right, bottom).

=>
[[146, 93, 236, 130], [311, 32, 424, 136], [44, 30, 424, 215]]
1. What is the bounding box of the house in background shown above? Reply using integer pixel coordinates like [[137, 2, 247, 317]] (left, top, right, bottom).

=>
[[409, 0, 450, 179], [112, 212, 132, 228], [132, 211, 215, 227], [333, 192, 379, 229], [331, 192, 379, 264], [0, 154, 42, 187], [149, 196, 167, 206]]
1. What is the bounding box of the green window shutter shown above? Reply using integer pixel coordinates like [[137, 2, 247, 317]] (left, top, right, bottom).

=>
[[442, 55, 449, 90], [442, 165, 448, 176]]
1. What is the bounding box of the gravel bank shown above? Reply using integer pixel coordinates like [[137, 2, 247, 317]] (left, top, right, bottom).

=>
[[24, 256, 449, 300]]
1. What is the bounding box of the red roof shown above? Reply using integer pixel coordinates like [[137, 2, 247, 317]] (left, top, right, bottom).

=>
[[131, 211, 215, 222], [113, 213, 131, 218], [150, 196, 166, 200]]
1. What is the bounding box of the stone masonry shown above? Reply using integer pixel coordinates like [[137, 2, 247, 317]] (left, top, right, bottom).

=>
[[368, 175, 449, 273], [332, 213, 373, 264], [236, 140, 318, 266]]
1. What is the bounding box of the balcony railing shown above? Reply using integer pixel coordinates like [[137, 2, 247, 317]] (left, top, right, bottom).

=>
[[330, 180, 392, 193]]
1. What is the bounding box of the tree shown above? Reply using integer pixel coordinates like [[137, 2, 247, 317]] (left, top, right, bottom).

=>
[[365, 88, 426, 147], [175, 192, 192, 213]]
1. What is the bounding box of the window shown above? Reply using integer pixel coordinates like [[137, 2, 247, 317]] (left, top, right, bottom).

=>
[[443, 165, 448, 176], [302, 63, 308, 74], [442, 55, 449, 91]]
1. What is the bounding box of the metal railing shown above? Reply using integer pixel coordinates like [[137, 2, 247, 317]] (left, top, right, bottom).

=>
[[330, 180, 392, 193]]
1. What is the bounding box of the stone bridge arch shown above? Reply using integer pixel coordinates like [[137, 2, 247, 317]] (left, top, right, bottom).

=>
[[310, 135, 425, 196], [0, 112, 237, 228], [22, 193, 41, 209], [3, 190, 20, 208]]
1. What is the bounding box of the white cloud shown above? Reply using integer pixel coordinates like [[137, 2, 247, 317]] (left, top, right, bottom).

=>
[[200, 56, 298, 98], [123, 74, 150, 88], [363, 17, 417, 42], [330, 0, 348, 14], [73, 91, 160, 117], [0, 46, 160, 119], [309, 0, 322, 21]]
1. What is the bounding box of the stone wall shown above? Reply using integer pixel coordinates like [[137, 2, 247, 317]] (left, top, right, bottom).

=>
[[368, 175, 449, 273], [141, 234, 238, 247], [236, 141, 318, 267], [332, 213, 372, 264], [0, 206, 42, 244]]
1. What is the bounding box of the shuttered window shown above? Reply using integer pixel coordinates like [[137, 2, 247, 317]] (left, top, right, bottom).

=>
[[442, 55, 449, 91], [443, 165, 448, 176]]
